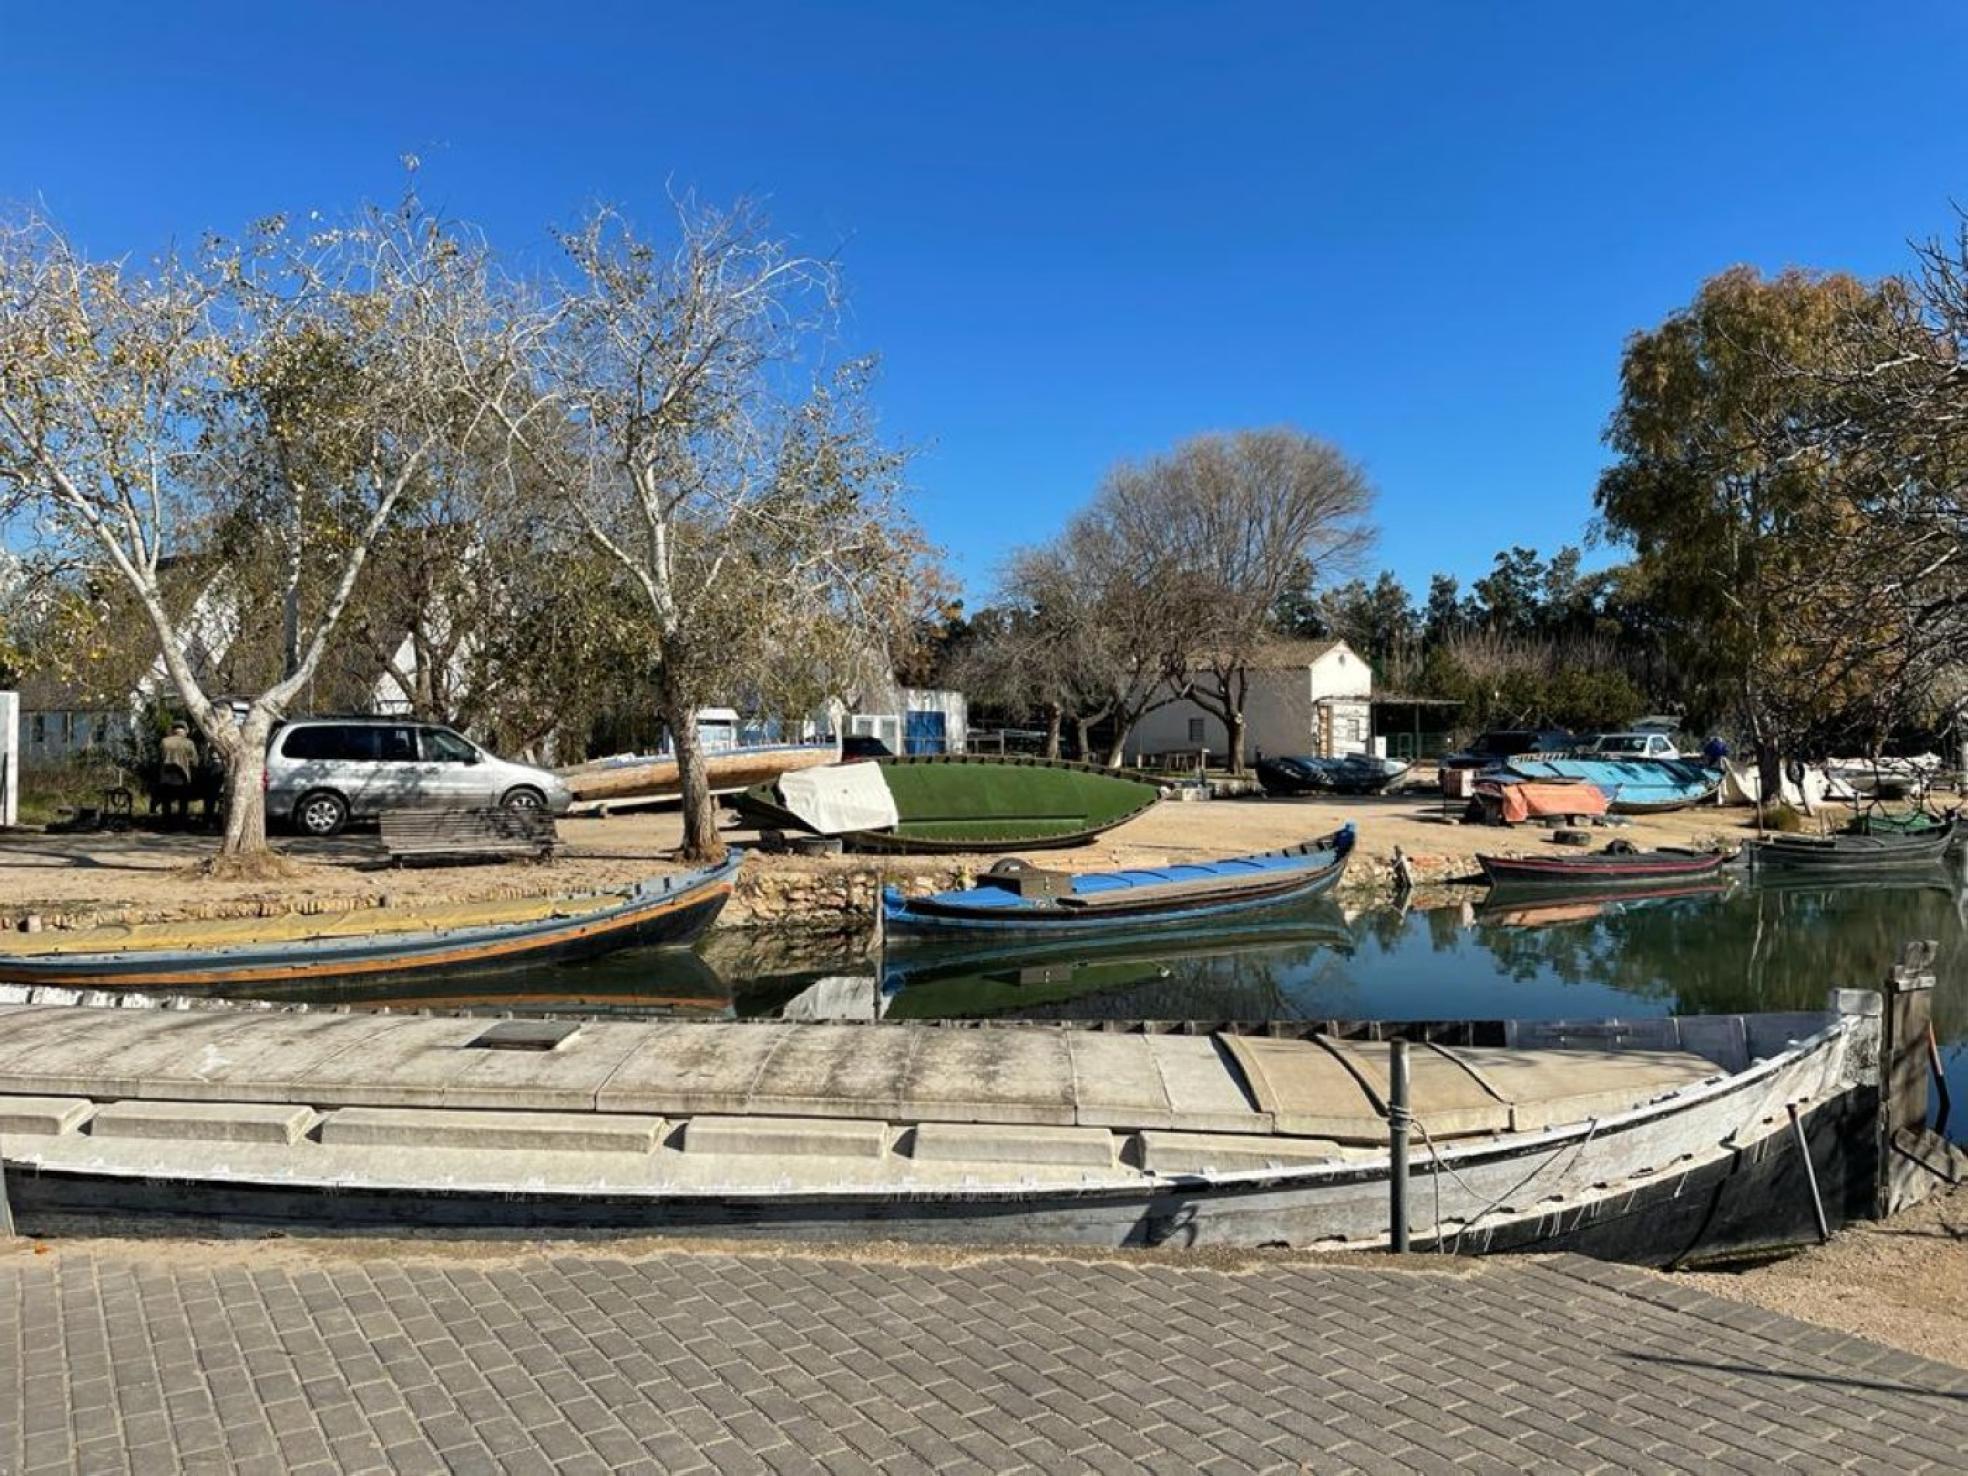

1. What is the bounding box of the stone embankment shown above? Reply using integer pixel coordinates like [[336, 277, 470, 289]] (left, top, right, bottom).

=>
[[0, 788, 1760, 936]]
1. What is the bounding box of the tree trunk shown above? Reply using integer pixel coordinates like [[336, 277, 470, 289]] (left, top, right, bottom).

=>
[[1102, 724, 1131, 769], [217, 708, 274, 856], [1073, 717, 1093, 762], [1225, 708, 1247, 775], [1755, 741, 1784, 814], [1043, 704, 1063, 760], [659, 668, 725, 863]]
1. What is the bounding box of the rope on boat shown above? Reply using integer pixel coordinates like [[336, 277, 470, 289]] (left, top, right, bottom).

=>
[[1410, 1114, 1603, 1253]]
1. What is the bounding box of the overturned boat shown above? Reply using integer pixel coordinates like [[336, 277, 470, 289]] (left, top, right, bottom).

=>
[[1255, 755, 1412, 797], [1505, 756, 1722, 814], [561, 741, 838, 812], [883, 827, 1354, 937], [0, 984, 1920, 1266], [0, 858, 740, 989], [734, 754, 1160, 855]]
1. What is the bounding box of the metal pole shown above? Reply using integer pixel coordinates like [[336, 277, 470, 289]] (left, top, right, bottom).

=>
[[1787, 1102, 1830, 1246], [1389, 1039, 1411, 1254]]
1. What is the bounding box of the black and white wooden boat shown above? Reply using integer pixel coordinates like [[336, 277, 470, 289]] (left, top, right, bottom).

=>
[[0, 990, 1898, 1266]]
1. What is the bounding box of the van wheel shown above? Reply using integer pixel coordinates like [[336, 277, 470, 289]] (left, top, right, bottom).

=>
[[501, 786, 546, 811], [294, 790, 348, 838]]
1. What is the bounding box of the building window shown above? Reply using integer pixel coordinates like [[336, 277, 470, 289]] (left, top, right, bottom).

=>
[[31, 714, 45, 745], [1186, 718, 1205, 743]]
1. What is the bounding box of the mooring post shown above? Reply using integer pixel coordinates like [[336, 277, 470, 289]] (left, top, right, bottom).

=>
[[1389, 1038, 1411, 1253], [1883, 941, 1940, 1141]]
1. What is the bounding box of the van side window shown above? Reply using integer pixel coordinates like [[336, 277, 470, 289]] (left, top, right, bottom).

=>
[[422, 728, 477, 763], [377, 727, 418, 762]]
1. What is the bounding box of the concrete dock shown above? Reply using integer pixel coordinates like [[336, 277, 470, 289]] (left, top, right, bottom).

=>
[[5, 1236, 1966, 1474]]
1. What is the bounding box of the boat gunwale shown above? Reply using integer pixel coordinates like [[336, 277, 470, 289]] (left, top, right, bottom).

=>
[[0, 1011, 1856, 1209]]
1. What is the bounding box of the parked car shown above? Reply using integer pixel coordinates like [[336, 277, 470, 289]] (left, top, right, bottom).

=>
[[266, 717, 573, 837], [1440, 729, 1576, 771], [1578, 731, 1683, 760]]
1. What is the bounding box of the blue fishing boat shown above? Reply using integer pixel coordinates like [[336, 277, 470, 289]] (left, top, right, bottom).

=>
[[882, 826, 1355, 937], [1502, 757, 1722, 814]]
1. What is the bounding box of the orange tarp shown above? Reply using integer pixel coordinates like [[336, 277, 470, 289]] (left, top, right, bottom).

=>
[[1487, 780, 1608, 825]]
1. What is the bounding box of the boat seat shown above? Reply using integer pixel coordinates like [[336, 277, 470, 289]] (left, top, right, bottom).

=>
[[379, 807, 558, 867]]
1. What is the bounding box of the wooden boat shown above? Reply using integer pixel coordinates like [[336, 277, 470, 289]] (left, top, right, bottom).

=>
[[0, 994, 1898, 1265], [560, 741, 837, 809], [1255, 755, 1412, 797], [1845, 808, 1957, 838], [0, 857, 740, 989], [1745, 819, 1957, 874], [733, 754, 1160, 855], [1504, 757, 1722, 814], [1477, 843, 1735, 890], [883, 827, 1354, 936]]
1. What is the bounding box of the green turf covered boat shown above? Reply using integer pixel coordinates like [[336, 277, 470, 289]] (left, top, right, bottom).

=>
[[731, 754, 1161, 854]]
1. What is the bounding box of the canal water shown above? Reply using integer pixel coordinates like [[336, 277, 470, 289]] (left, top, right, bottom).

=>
[[239, 858, 1968, 1138]]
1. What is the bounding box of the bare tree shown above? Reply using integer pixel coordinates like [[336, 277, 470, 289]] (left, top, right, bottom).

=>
[[495, 201, 926, 860], [0, 194, 508, 863], [1102, 429, 1374, 771]]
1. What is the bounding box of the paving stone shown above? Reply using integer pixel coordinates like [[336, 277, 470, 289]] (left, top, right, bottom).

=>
[[4, 1242, 1966, 1474]]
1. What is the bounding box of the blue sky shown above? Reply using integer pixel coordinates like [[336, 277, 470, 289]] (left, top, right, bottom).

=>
[[3, 2, 1963, 605]]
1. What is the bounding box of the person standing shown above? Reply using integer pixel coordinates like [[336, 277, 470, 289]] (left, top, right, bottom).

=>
[[159, 722, 198, 828]]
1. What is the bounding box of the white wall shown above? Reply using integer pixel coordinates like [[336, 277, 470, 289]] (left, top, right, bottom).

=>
[[1127, 644, 1374, 761], [0, 691, 16, 827]]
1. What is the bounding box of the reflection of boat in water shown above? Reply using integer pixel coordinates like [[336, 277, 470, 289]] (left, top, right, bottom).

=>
[[877, 902, 1356, 1020], [185, 948, 732, 1017], [0, 859, 739, 989], [1472, 878, 1733, 929], [883, 828, 1353, 937]]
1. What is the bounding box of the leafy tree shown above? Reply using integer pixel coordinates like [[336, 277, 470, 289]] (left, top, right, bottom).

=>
[[1596, 266, 1904, 792]]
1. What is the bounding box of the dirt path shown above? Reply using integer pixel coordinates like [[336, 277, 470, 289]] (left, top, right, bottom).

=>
[[0, 785, 1785, 927], [1680, 1185, 1968, 1369]]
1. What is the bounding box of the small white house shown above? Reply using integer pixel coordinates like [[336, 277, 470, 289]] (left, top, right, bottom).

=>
[[1128, 639, 1374, 764]]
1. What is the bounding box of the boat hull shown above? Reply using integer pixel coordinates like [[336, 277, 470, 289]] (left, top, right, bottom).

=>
[[0, 1012, 1875, 1268], [1504, 757, 1722, 814], [883, 828, 1354, 937], [1747, 819, 1958, 873], [1476, 848, 1732, 889], [737, 755, 1160, 854], [0, 859, 740, 989], [563, 743, 837, 805]]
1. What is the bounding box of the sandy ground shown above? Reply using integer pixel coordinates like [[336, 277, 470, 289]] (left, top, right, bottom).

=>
[[0, 783, 1771, 924], [1681, 1184, 1968, 1369]]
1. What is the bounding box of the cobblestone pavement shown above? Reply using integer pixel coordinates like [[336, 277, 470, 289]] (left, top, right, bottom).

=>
[[4, 1240, 1967, 1474]]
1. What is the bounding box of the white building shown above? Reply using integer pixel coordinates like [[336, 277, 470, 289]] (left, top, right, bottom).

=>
[[1127, 639, 1373, 764]]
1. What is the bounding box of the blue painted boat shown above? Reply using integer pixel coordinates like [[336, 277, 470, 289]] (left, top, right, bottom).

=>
[[882, 826, 1355, 937], [1502, 757, 1722, 814]]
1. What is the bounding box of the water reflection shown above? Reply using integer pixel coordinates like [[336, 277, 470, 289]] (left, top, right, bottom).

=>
[[170, 858, 1966, 1129]]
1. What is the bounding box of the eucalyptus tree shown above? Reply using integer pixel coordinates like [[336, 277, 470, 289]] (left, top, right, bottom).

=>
[[495, 201, 925, 860], [1596, 266, 1915, 795], [0, 194, 510, 863]]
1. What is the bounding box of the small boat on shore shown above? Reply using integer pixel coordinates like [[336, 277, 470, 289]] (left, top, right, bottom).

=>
[[0, 858, 740, 989], [1845, 808, 1956, 838], [883, 827, 1355, 936], [1745, 819, 1957, 874], [1477, 843, 1735, 891], [734, 754, 1160, 855], [561, 741, 837, 810], [1504, 757, 1722, 814], [1255, 755, 1412, 797]]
